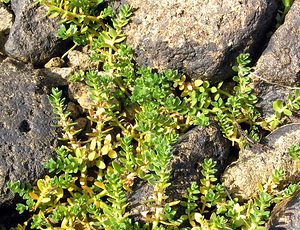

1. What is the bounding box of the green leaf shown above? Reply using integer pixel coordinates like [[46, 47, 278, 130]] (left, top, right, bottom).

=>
[[88, 151, 96, 161], [37, 179, 45, 192], [273, 100, 284, 112], [112, 162, 123, 174], [283, 109, 292, 116], [211, 86, 218, 93]]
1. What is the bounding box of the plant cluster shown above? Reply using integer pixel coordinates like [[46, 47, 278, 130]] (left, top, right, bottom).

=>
[[179, 159, 298, 230], [6, 0, 300, 229], [288, 144, 300, 168], [260, 89, 300, 130]]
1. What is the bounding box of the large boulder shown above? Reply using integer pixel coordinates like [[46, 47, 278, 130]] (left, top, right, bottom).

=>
[[0, 58, 58, 225], [222, 124, 300, 200], [4, 0, 67, 66], [251, 0, 300, 118], [267, 189, 300, 230], [123, 0, 278, 82]]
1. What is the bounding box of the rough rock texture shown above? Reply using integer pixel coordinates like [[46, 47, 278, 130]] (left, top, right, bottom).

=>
[[0, 58, 58, 224], [5, 0, 67, 66], [253, 0, 300, 86], [252, 0, 300, 118], [129, 123, 230, 222], [267, 189, 300, 230], [123, 0, 277, 82], [67, 50, 98, 70], [168, 123, 230, 199], [222, 124, 300, 200], [0, 5, 13, 62]]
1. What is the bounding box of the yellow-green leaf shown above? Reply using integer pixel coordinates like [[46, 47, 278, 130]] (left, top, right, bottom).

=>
[[97, 160, 106, 169], [88, 151, 96, 161], [194, 79, 203, 87], [90, 138, 97, 151], [194, 212, 203, 223], [94, 181, 105, 189], [56, 188, 64, 199], [75, 148, 82, 158], [29, 192, 39, 200], [37, 179, 45, 192], [108, 150, 117, 159], [41, 197, 51, 203], [101, 144, 109, 155]]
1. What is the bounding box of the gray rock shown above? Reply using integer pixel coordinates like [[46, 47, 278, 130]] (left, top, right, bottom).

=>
[[4, 0, 67, 66], [0, 5, 13, 62], [124, 0, 277, 82], [267, 189, 300, 230], [168, 123, 231, 200], [222, 124, 300, 200], [252, 81, 291, 119], [251, 0, 300, 119], [0, 58, 57, 219], [128, 123, 230, 222], [253, 0, 300, 87]]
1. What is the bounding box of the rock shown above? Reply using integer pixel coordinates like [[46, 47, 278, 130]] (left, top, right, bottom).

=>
[[0, 58, 58, 225], [68, 82, 91, 109], [222, 124, 300, 200], [44, 57, 65, 68], [74, 117, 88, 132], [123, 0, 278, 82], [168, 123, 231, 200], [128, 123, 230, 222], [267, 189, 300, 230], [0, 5, 13, 62], [253, 0, 300, 87], [66, 102, 81, 120], [67, 50, 97, 70], [252, 82, 291, 119], [4, 0, 67, 66], [251, 0, 300, 118], [42, 67, 74, 81]]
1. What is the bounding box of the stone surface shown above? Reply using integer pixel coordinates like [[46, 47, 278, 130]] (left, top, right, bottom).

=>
[[67, 50, 97, 70], [42, 67, 74, 81], [168, 123, 231, 200], [44, 57, 65, 68], [253, 0, 300, 87], [252, 81, 291, 119], [0, 5, 13, 62], [123, 0, 277, 82], [267, 189, 300, 230], [4, 0, 67, 66], [128, 123, 230, 222], [222, 124, 300, 200], [251, 0, 300, 119], [0, 58, 58, 224]]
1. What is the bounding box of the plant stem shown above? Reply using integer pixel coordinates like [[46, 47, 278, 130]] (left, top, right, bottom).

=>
[[45, 3, 106, 30]]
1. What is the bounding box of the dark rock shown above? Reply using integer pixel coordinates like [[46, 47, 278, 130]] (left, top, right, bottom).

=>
[[124, 0, 278, 82], [267, 189, 300, 230], [0, 58, 58, 225], [252, 81, 291, 119], [168, 123, 231, 200], [128, 123, 230, 222], [4, 0, 67, 66], [222, 124, 300, 200], [253, 0, 300, 87], [251, 0, 300, 119]]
